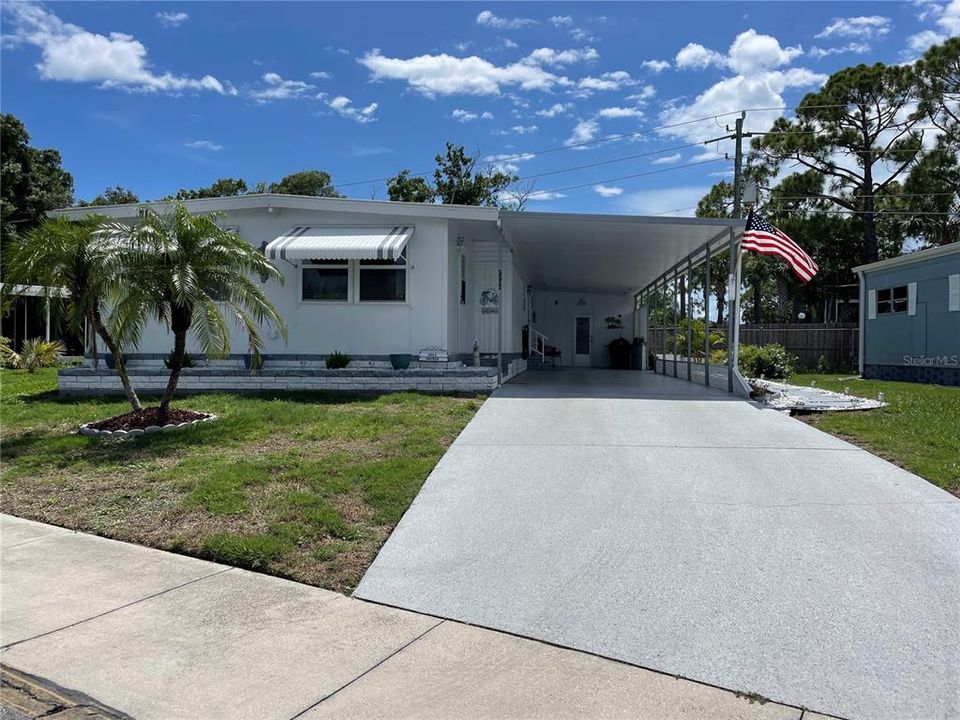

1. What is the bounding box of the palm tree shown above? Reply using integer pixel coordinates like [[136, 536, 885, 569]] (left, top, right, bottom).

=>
[[2, 215, 143, 410], [99, 201, 286, 421]]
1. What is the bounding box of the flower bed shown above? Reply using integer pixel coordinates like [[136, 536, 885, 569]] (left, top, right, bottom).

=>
[[79, 407, 217, 437]]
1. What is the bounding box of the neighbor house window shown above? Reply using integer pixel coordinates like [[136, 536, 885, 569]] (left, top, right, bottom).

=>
[[358, 248, 407, 302], [876, 285, 908, 315], [302, 261, 349, 301]]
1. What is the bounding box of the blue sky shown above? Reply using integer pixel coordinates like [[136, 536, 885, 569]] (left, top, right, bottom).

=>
[[2, 1, 957, 214]]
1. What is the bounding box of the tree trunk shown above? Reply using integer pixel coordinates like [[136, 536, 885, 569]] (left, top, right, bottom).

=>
[[159, 307, 191, 421], [92, 308, 142, 411], [861, 165, 879, 264], [715, 290, 725, 325]]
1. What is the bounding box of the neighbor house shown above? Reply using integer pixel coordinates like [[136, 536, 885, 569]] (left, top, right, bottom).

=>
[[854, 242, 960, 386], [53, 194, 744, 394]]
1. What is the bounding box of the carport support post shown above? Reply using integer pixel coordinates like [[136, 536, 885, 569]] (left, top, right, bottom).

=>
[[726, 227, 742, 393], [672, 271, 678, 378], [685, 258, 693, 381], [496, 222, 504, 385], [704, 243, 711, 387]]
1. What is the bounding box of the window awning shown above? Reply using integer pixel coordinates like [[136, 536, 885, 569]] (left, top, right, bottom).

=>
[[265, 226, 413, 262]]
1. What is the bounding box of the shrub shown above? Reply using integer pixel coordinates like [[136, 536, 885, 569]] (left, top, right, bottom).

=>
[[325, 351, 350, 369], [18, 338, 65, 372], [1, 336, 21, 369], [669, 319, 725, 359], [738, 343, 797, 379], [708, 344, 797, 379], [164, 350, 196, 369]]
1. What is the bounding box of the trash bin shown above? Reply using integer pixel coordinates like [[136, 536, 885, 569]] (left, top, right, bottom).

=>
[[630, 337, 645, 370], [608, 337, 631, 369]]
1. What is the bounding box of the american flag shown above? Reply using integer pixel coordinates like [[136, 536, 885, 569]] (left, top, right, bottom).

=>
[[742, 209, 819, 282]]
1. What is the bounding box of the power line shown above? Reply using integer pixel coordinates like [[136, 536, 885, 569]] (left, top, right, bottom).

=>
[[327, 111, 752, 193], [771, 193, 957, 200], [511, 141, 706, 183], [759, 206, 958, 217], [522, 158, 727, 198]]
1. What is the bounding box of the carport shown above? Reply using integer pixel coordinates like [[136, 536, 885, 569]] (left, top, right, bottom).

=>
[[497, 211, 748, 392]]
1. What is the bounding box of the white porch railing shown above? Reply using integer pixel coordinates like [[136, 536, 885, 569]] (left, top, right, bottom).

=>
[[529, 328, 548, 362]]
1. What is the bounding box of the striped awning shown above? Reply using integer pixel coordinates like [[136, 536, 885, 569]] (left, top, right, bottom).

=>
[[265, 226, 412, 262]]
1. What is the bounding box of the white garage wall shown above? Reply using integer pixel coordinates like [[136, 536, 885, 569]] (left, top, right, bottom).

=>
[[125, 207, 452, 357], [531, 291, 635, 367]]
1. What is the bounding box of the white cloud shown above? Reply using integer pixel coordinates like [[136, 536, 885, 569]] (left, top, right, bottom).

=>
[[550, 15, 573, 27], [905, 0, 960, 54], [597, 106, 644, 119], [493, 124, 538, 135], [3, 3, 231, 95], [564, 118, 598, 148], [359, 49, 571, 96], [250, 72, 315, 102], [593, 184, 623, 197], [476, 10, 538, 29], [808, 42, 871, 59], [626, 85, 656, 103], [642, 59, 671, 73], [675, 30, 802, 75], [309, 70, 332, 79], [618, 186, 709, 216], [570, 27, 596, 43], [576, 70, 637, 92], [502, 38, 519, 49], [727, 29, 803, 74], [904, 29, 948, 56], [484, 151, 535, 174], [185, 139, 223, 151], [816, 16, 892, 39], [156, 11, 188, 28], [454, 41, 473, 52], [524, 190, 567, 201], [651, 153, 682, 165], [535, 102, 573, 117], [452, 108, 494, 122], [675, 43, 726, 70], [526, 46, 599, 66], [327, 95, 378, 123], [658, 67, 827, 148]]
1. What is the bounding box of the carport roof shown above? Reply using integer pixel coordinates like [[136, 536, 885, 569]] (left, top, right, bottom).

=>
[[499, 211, 743, 295]]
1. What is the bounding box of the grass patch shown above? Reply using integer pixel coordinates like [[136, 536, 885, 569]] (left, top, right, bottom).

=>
[[0, 368, 483, 592], [790, 373, 959, 495]]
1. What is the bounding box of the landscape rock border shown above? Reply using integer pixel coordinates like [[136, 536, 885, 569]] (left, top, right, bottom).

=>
[[79, 413, 218, 438]]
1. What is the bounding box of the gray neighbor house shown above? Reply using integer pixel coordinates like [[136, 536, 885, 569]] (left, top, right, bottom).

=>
[[854, 243, 960, 386]]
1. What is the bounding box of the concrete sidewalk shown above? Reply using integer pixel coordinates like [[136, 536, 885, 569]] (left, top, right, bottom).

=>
[[356, 369, 960, 720], [0, 515, 806, 720]]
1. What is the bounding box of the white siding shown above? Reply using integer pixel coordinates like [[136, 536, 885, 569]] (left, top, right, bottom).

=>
[[127, 207, 451, 356], [531, 290, 634, 367]]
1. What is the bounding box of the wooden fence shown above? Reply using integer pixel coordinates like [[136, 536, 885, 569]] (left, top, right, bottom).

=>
[[645, 323, 859, 370]]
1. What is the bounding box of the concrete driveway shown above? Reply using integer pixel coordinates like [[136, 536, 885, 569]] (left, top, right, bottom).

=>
[[356, 369, 960, 720]]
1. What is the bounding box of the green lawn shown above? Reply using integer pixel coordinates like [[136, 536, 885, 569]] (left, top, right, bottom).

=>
[[790, 373, 960, 495], [0, 368, 483, 592]]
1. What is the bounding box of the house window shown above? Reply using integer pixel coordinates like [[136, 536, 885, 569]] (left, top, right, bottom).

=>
[[358, 248, 406, 302], [303, 261, 349, 301], [459, 254, 467, 305], [877, 285, 908, 315]]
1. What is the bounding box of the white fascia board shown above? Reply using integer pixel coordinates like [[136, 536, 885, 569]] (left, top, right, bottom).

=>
[[49, 194, 501, 223], [852, 243, 960, 275]]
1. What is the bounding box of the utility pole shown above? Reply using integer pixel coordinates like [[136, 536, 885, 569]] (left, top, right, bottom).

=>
[[705, 111, 749, 392]]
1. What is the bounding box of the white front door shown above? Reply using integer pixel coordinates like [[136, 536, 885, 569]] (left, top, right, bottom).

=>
[[573, 316, 591, 366]]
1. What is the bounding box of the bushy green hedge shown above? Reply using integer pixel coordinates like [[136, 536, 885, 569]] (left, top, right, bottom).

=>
[[711, 343, 797, 379]]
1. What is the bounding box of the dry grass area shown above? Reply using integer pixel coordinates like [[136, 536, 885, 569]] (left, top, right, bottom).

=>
[[0, 368, 483, 592]]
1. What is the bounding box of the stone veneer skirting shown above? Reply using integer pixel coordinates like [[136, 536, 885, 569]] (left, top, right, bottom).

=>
[[862, 363, 960, 386], [58, 359, 527, 397]]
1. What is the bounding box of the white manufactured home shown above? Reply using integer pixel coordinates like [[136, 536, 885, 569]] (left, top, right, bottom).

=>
[[55, 194, 746, 395]]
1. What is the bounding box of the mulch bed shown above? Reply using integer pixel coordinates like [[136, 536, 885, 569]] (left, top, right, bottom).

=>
[[87, 407, 211, 432]]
